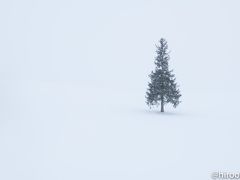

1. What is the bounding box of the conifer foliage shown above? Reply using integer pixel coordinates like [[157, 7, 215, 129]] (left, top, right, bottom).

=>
[[146, 38, 181, 112]]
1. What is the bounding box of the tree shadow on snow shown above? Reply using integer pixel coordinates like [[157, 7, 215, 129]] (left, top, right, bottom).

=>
[[135, 108, 188, 117]]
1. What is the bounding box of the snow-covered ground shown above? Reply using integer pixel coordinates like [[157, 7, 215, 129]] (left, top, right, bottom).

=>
[[1, 0, 240, 179]]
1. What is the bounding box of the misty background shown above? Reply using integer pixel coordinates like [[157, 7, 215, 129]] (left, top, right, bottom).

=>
[[0, 0, 240, 179]]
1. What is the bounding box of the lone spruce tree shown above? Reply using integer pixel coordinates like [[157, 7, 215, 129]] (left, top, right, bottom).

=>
[[146, 38, 181, 112]]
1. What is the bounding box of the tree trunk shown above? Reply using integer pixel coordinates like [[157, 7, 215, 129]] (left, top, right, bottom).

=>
[[160, 96, 164, 112]]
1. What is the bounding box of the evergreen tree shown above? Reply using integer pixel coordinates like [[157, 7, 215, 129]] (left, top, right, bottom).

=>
[[146, 38, 181, 112]]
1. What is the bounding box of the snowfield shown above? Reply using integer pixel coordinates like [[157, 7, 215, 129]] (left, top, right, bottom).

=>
[[1, 0, 240, 179]]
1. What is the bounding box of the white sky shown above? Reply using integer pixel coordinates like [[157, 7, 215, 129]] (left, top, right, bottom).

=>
[[1, 0, 240, 92]]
